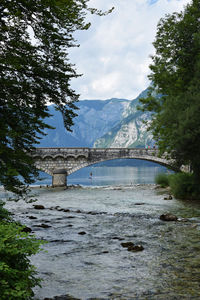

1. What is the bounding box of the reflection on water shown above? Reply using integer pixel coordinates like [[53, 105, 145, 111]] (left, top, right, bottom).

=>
[[39, 165, 167, 186], [68, 166, 165, 186]]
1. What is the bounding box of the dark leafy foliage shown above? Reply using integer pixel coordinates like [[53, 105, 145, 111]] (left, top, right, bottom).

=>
[[139, 0, 200, 184], [0, 200, 45, 299], [169, 173, 200, 200], [0, 0, 113, 196]]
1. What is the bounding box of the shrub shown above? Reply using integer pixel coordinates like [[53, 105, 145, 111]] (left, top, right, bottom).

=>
[[0, 201, 10, 221], [155, 173, 170, 188], [169, 172, 200, 200], [0, 201, 44, 299]]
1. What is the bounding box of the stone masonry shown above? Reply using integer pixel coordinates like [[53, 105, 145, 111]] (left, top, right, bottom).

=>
[[32, 147, 174, 187]]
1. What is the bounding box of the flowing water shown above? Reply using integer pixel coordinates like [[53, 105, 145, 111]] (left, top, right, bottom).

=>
[[2, 165, 200, 300]]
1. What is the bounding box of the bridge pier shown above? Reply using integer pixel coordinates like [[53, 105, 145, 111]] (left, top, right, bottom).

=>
[[52, 169, 67, 187]]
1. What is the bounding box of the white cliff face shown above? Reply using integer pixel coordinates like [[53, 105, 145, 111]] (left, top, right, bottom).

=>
[[71, 99, 130, 146], [122, 101, 132, 118], [136, 117, 153, 146], [110, 121, 138, 148], [93, 88, 153, 148], [93, 113, 153, 149]]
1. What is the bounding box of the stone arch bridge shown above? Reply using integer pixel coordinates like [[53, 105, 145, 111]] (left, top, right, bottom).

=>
[[32, 147, 174, 187]]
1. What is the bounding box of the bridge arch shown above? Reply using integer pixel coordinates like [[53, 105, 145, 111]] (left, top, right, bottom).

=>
[[67, 156, 173, 176], [32, 147, 177, 187]]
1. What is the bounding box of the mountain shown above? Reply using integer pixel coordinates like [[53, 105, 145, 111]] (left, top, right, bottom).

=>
[[38, 90, 153, 149], [93, 89, 153, 148], [38, 98, 130, 147]]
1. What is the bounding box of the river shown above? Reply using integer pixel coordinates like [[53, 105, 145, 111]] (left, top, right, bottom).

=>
[[3, 165, 200, 299]]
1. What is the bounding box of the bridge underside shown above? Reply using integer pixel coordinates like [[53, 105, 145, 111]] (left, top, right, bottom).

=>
[[68, 157, 174, 175]]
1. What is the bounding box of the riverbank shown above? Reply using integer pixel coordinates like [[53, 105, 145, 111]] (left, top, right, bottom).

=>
[[3, 184, 200, 299]]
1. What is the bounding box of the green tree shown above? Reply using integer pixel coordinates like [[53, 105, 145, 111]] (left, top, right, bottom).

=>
[[0, 200, 45, 300], [139, 0, 200, 183], [0, 0, 113, 196]]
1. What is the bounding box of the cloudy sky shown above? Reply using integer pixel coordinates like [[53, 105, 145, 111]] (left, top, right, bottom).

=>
[[69, 0, 191, 100]]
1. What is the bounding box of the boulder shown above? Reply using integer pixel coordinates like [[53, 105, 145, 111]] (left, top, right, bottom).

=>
[[37, 223, 51, 228], [44, 295, 80, 300], [78, 231, 86, 235], [28, 216, 37, 219], [33, 205, 45, 210], [164, 195, 173, 200], [21, 226, 32, 233], [112, 237, 124, 241], [56, 207, 63, 211], [87, 211, 98, 215], [121, 242, 144, 252], [121, 242, 134, 248], [55, 295, 80, 300], [160, 213, 178, 221], [178, 218, 189, 222], [127, 245, 144, 252]]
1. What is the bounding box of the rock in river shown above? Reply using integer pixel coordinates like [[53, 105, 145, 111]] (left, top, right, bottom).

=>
[[44, 295, 81, 300], [164, 195, 173, 200], [28, 216, 37, 219], [127, 245, 144, 252], [121, 242, 144, 252], [33, 204, 45, 210], [78, 231, 86, 235], [121, 242, 135, 248], [21, 226, 32, 233], [37, 223, 51, 228], [160, 213, 178, 221]]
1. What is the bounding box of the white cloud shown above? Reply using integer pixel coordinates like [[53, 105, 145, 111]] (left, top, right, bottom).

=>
[[69, 0, 191, 100]]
